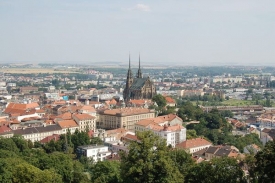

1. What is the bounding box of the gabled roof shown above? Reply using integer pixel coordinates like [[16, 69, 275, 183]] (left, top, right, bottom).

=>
[[73, 113, 95, 121], [130, 78, 148, 90], [165, 96, 175, 103], [79, 105, 96, 112], [176, 138, 212, 149], [40, 134, 60, 144], [56, 112, 72, 120], [122, 134, 138, 141], [129, 99, 151, 105], [58, 120, 78, 129], [0, 125, 13, 134], [136, 114, 182, 127], [214, 148, 232, 156], [205, 146, 219, 154], [4, 102, 39, 115], [106, 128, 127, 135], [13, 125, 62, 135], [108, 99, 117, 105]]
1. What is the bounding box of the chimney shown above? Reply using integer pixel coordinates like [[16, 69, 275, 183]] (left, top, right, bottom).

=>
[[163, 124, 168, 131], [85, 99, 89, 105]]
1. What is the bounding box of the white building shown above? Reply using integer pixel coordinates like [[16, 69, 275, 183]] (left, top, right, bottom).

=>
[[12, 125, 63, 142], [45, 93, 60, 100], [77, 145, 111, 162], [176, 138, 213, 154], [135, 114, 186, 147]]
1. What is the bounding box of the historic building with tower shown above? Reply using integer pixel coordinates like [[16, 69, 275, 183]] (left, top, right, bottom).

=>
[[123, 55, 156, 101]]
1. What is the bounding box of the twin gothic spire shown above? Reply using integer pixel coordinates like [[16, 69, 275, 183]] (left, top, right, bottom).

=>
[[127, 53, 142, 79]]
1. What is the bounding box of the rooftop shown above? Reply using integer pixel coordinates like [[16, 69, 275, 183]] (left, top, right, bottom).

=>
[[176, 138, 212, 149], [100, 107, 154, 116]]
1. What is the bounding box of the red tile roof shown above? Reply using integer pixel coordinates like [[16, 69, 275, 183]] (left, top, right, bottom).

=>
[[0, 125, 13, 134], [80, 105, 96, 112], [73, 113, 95, 121], [4, 102, 39, 115], [40, 134, 60, 143], [176, 138, 212, 149], [58, 120, 78, 128], [136, 114, 182, 127], [122, 134, 138, 141], [56, 112, 72, 120], [165, 96, 175, 103]]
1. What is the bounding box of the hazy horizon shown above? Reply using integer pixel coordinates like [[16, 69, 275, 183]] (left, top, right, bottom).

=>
[[1, 1, 275, 66]]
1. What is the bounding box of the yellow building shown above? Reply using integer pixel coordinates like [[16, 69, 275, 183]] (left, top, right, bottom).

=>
[[98, 108, 155, 131]]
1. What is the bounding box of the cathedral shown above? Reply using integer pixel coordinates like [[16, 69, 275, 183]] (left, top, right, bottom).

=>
[[123, 55, 156, 101]]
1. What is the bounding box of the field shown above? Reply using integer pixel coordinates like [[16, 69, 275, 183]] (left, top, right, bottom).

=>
[[221, 99, 256, 106], [192, 99, 256, 106], [0, 68, 79, 74]]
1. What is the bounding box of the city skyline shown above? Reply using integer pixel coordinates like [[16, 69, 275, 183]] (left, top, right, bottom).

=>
[[1, 0, 275, 66]]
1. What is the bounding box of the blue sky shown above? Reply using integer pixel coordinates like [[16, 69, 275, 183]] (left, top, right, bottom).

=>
[[0, 0, 275, 66]]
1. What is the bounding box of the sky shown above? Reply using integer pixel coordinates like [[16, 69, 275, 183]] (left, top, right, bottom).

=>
[[0, 0, 275, 66]]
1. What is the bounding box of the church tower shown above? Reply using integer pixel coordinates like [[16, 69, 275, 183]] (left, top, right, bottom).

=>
[[123, 54, 133, 101], [136, 53, 142, 78], [123, 54, 156, 101]]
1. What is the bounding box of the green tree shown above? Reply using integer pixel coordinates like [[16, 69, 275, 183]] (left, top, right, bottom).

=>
[[169, 149, 194, 177], [90, 137, 104, 145], [0, 137, 19, 154], [152, 94, 167, 109], [11, 135, 29, 152], [120, 131, 183, 183], [43, 139, 63, 153], [71, 129, 91, 151], [253, 141, 275, 182], [185, 157, 246, 183], [13, 163, 62, 183], [186, 130, 198, 139], [90, 161, 121, 183], [220, 110, 234, 118]]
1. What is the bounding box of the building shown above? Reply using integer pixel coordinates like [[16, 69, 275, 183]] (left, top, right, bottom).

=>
[[135, 114, 186, 147], [243, 144, 261, 154], [98, 107, 155, 131], [0, 125, 13, 138], [73, 113, 96, 132], [176, 137, 212, 154], [177, 89, 204, 97], [77, 145, 111, 162], [12, 124, 63, 142], [57, 120, 79, 134], [123, 55, 156, 101], [204, 145, 239, 160], [256, 112, 275, 129], [20, 86, 39, 94], [201, 105, 264, 115], [165, 96, 176, 107], [78, 105, 97, 117], [135, 114, 183, 132], [4, 102, 40, 116]]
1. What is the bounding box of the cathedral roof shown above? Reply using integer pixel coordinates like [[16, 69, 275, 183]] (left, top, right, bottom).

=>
[[130, 78, 148, 90]]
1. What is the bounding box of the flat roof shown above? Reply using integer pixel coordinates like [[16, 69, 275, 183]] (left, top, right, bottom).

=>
[[78, 145, 107, 150]]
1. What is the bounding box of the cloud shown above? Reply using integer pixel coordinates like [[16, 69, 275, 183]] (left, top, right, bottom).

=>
[[135, 4, 151, 12], [126, 4, 151, 12]]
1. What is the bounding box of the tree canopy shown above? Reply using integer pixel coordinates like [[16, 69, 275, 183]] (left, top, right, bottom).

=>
[[120, 131, 183, 183]]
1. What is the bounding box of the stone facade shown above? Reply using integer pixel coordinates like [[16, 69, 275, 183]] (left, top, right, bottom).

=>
[[123, 55, 156, 101]]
